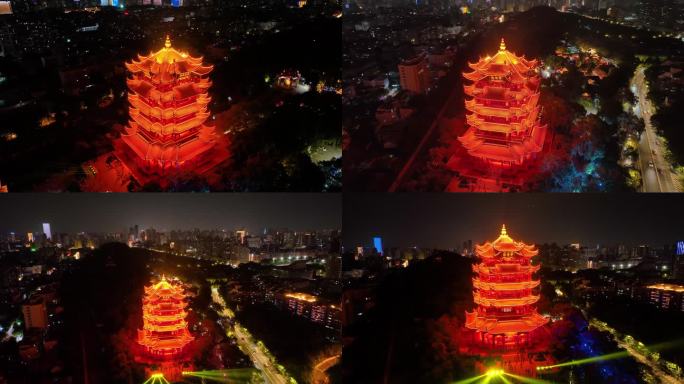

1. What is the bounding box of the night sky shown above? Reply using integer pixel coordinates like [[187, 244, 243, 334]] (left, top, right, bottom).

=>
[[343, 194, 684, 249], [0, 194, 341, 234]]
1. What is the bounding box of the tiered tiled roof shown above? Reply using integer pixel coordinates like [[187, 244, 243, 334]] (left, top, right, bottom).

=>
[[458, 39, 547, 166], [465, 225, 548, 346]]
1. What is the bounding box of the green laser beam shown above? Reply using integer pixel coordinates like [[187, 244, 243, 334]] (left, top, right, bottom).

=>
[[505, 372, 555, 384], [535, 336, 684, 373], [142, 373, 171, 384], [645, 338, 684, 352], [537, 350, 629, 370], [452, 374, 487, 384], [499, 375, 513, 384], [182, 369, 257, 377], [183, 377, 241, 383], [181, 368, 260, 383]]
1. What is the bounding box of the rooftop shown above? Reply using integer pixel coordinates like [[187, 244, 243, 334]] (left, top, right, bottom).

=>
[[285, 292, 317, 303], [647, 283, 684, 293]]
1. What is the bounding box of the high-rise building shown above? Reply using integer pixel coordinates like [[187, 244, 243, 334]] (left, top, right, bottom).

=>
[[459, 39, 547, 166], [0, 1, 11, 15], [398, 54, 431, 94], [22, 299, 48, 329], [236, 230, 247, 244], [42, 223, 51, 241], [283, 293, 341, 329], [372, 236, 383, 255], [326, 254, 342, 279], [114, 36, 229, 186], [465, 225, 548, 348], [645, 284, 684, 312], [137, 276, 193, 357]]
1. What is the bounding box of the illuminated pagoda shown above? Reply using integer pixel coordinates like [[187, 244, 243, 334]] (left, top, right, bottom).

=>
[[137, 276, 193, 358], [115, 36, 228, 185], [465, 225, 548, 348], [459, 39, 547, 166]]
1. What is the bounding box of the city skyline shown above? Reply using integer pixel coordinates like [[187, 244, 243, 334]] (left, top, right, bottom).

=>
[[344, 193, 684, 248], [0, 193, 341, 234]]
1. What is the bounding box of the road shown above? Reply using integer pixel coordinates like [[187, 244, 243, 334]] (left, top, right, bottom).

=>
[[631, 66, 679, 192], [311, 354, 340, 384], [591, 320, 681, 384], [615, 338, 681, 384], [210, 286, 289, 384]]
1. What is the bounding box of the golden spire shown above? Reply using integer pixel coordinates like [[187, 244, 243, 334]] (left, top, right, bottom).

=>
[[499, 38, 506, 51], [500, 224, 507, 237], [165, 35, 171, 49]]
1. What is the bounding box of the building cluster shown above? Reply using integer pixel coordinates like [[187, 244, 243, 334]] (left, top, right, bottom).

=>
[[544, 263, 684, 313], [646, 58, 684, 113], [342, 235, 684, 333], [397, 54, 432, 94], [0, 220, 341, 382], [643, 283, 684, 311], [281, 292, 340, 330], [4, 0, 214, 13], [560, 0, 684, 34], [2, 225, 115, 253], [2, 223, 340, 269], [0, 2, 304, 131], [0, 242, 64, 367], [343, 6, 462, 150], [225, 266, 342, 331], [345, 0, 683, 35], [536, 242, 683, 276], [140, 227, 341, 268], [345, 236, 684, 280]]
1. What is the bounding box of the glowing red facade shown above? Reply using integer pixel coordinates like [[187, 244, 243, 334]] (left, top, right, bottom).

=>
[[459, 39, 547, 166], [465, 225, 548, 348], [137, 276, 193, 357], [115, 36, 228, 184]]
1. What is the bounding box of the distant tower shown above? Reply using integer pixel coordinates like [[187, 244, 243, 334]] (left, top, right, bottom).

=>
[[137, 276, 193, 357], [465, 225, 548, 348], [373, 236, 383, 255], [115, 36, 229, 186], [42, 223, 52, 241], [459, 39, 547, 166]]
